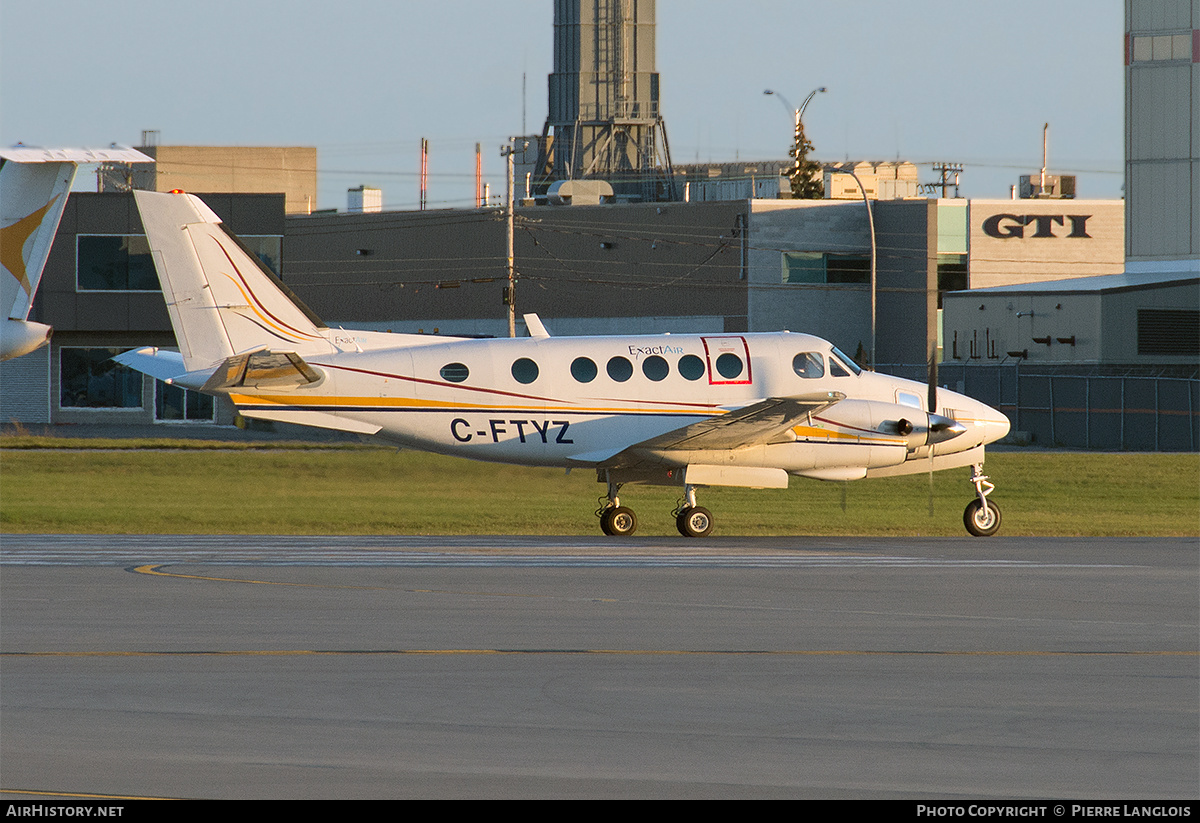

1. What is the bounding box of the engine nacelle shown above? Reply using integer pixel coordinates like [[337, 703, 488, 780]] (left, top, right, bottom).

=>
[[826, 399, 967, 450]]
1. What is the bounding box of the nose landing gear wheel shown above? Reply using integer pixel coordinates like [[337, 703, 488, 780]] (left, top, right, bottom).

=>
[[676, 506, 714, 538], [600, 506, 638, 537], [963, 498, 1001, 537]]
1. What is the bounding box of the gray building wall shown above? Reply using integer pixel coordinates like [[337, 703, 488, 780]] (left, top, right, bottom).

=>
[[746, 199, 937, 367], [942, 274, 1200, 366], [746, 200, 871, 353], [284, 200, 749, 337], [0, 345, 51, 424]]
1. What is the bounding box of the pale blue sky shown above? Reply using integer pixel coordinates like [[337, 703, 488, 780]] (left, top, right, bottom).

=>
[[1, 0, 1124, 210]]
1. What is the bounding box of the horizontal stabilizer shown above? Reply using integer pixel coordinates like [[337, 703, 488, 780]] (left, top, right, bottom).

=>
[[201, 351, 323, 393], [112, 347, 186, 382], [112, 348, 222, 391]]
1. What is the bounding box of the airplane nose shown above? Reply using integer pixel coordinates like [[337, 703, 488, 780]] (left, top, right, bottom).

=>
[[984, 406, 1011, 444]]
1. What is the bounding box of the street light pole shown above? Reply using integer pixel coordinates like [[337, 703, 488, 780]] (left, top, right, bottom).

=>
[[763, 86, 827, 132], [825, 165, 877, 370]]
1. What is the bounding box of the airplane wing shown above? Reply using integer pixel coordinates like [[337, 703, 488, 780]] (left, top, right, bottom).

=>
[[572, 391, 844, 468], [632, 392, 844, 452]]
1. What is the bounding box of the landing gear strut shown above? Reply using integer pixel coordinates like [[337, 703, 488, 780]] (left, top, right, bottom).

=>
[[596, 476, 716, 537], [963, 463, 1001, 537], [597, 477, 637, 536], [674, 484, 714, 538]]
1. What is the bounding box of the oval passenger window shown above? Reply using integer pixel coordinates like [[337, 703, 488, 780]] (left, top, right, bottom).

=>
[[607, 356, 633, 382], [715, 352, 743, 380], [642, 355, 669, 381], [511, 358, 539, 384], [678, 354, 705, 381], [440, 363, 469, 383], [571, 357, 598, 383]]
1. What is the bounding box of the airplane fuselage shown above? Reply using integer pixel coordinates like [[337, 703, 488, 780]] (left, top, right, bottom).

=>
[[227, 331, 1009, 480]]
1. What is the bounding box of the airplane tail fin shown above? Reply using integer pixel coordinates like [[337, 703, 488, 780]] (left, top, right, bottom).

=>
[[2, 147, 151, 360], [0, 158, 77, 362], [133, 190, 330, 372], [1, 157, 75, 325]]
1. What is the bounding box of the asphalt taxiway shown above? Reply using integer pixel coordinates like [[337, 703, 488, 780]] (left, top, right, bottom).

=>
[[1, 534, 1196, 799]]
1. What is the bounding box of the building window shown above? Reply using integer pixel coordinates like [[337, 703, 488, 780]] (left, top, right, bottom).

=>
[[76, 234, 281, 291], [77, 235, 158, 291], [782, 252, 870, 284], [937, 254, 968, 308], [1131, 33, 1193, 62], [60, 348, 143, 408], [239, 236, 284, 278], [156, 383, 215, 422]]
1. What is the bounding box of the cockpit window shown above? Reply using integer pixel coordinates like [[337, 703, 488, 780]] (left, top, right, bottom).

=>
[[829, 346, 862, 376], [792, 352, 824, 379]]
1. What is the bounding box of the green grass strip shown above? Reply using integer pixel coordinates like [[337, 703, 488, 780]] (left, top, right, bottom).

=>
[[1, 447, 1196, 536]]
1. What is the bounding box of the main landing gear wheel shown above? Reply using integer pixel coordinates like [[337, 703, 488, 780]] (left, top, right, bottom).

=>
[[963, 498, 1001, 537], [600, 506, 637, 537], [676, 506, 714, 538]]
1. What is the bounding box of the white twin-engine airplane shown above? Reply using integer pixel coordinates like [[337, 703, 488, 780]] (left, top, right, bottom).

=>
[[117, 190, 1011, 537]]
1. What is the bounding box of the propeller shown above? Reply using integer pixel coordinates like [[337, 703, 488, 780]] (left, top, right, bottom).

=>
[[927, 343, 939, 416], [927, 342, 938, 517]]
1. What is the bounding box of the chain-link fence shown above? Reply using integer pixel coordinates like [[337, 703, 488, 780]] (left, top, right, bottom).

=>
[[880, 363, 1199, 452]]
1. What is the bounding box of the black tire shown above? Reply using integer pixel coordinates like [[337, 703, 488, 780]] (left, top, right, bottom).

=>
[[963, 498, 1001, 537], [676, 506, 714, 538], [601, 506, 637, 537]]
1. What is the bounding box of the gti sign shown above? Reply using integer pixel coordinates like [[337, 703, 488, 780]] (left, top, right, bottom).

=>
[[981, 213, 1092, 239]]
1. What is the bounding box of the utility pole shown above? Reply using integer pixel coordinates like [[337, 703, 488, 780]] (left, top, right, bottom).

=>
[[501, 141, 518, 337], [420, 138, 429, 210], [475, 142, 483, 208]]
